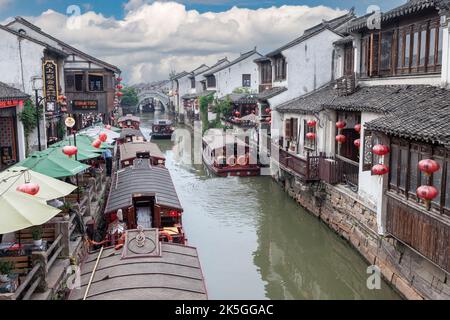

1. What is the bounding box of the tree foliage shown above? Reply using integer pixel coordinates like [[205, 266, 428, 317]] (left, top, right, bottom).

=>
[[120, 86, 139, 107], [18, 100, 42, 138]]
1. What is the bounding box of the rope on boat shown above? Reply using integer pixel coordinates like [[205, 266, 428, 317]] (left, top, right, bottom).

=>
[[83, 246, 104, 300]]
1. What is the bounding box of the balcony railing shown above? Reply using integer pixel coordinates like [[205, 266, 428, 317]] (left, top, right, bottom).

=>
[[277, 148, 321, 182]]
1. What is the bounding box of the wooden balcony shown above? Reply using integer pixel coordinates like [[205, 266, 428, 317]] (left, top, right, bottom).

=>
[[386, 192, 450, 273], [319, 155, 359, 191], [277, 148, 321, 182]]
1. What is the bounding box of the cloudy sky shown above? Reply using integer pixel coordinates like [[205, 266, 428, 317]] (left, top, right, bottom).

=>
[[1, 0, 405, 84]]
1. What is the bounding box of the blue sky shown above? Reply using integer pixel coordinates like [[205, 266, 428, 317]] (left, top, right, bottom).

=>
[[0, 0, 406, 20]]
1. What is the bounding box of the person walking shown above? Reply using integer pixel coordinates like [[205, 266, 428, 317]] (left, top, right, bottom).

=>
[[102, 148, 113, 176]]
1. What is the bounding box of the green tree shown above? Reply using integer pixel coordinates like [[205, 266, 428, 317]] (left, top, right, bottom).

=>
[[120, 87, 139, 107], [18, 100, 43, 155], [199, 94, 214, 134]]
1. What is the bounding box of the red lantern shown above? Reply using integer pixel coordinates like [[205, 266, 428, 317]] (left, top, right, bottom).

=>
[[306, 132, 316, 140], [62, 146, 78, 158], [99, 133, 108, 142], [116, 92, 123, 97], [235, 111, 241, 117], [372, 144, 390, 156], [418, 159, 440, 176], [307, 120, 317, 127], [372, 164, 389, 176], [336, 134, 346, 144], [16, 183, 40, 196], [266, 117, 271, 123], [92, 139, 102, 149], [116, 84, 123, 90], [354, 124, 361, 133], [265, 108, 271, 114], [116, 77, 123, 83], [169, 210, 180, 218], [336, 121, 346, 129], [354, 139, 361, 148], [416, 185, 439, 201]]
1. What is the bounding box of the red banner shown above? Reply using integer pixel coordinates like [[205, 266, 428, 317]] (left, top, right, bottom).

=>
[[0, 100, 24, 109]]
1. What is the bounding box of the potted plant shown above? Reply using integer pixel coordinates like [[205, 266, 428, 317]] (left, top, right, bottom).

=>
[[31, 226, 43, 246], [61, 202, 72, 221], [0, 261, 14, 283]]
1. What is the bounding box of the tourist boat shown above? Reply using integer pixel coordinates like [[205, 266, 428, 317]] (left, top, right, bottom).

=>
[[202, 130, 260, 177], [119, 141, 165, 168], [69, 227, 207, 300], [102, 159, 186, 245], [117, 128, 146, 145], [151, 120, 174, 139], [118, 114, 140, 130]]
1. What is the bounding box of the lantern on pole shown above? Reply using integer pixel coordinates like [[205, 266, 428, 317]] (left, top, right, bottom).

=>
[[306, 132, 316, 140], [354, 139, 361, 148], [336, 121, 346, 129], [92, 139, 102, 149], [307, 120, 317, 127], [354, 124, 361, 133]]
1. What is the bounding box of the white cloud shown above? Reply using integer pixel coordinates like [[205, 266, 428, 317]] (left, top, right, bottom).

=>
[[24, 1, 347, 84], [0, 0, 11, 10]]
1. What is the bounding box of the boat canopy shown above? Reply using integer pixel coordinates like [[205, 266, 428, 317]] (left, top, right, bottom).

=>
[[119, 141, 165, 162], [118, 114, 140, 123], [105, 159, 181, 213], [203, 133, 249, 151], [120, 128, 145, 140], [69, 229, 207, 300]]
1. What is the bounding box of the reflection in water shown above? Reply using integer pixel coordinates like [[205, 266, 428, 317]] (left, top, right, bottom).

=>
[[139, 112, 400, 300]]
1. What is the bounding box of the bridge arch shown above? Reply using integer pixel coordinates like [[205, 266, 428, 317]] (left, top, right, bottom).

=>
[[137, 89, 170, 112]]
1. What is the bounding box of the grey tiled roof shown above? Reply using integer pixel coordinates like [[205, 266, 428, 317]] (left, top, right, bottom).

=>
[[0, 82, 29, 101], [105, 159, 182, 213], [365, 86, 450, 147], [257, 86, 287, 100], [266, 11, 355, 57], [181, 90, 215, 100], [276, 85, 333, 114], [276, 83, 450, 146], [347, 0, 449, 32], [204, 48, 262, 76]]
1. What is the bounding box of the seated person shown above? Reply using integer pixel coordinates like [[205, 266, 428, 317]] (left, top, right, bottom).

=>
[[107, 209, 127, 246]]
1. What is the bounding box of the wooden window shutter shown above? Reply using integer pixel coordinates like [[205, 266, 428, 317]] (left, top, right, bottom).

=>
[[65, 74, 75, 91], [292, 118, 298, 140], [285, 119, 292, 140]]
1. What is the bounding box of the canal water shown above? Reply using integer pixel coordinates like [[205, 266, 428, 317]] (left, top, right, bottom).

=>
[[139, 111, 400, 300]]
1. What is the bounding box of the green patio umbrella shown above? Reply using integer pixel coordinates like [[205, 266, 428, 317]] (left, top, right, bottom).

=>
[[47, 145, 100, 161], [16, 150, 90, 178], [76, 134, 113, 149]]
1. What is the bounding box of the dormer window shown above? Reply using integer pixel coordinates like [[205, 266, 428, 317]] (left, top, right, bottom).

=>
[[190, 77, 195, 89]]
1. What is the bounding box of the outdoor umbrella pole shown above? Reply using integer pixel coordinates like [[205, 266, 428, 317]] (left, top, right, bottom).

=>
[[73, 129, 80, 204]]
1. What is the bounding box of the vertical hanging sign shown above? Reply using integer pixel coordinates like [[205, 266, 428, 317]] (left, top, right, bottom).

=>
[[42, 60, 59, 112]]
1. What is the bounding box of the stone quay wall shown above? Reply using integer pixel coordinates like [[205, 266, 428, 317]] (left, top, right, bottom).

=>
[[276, 172, 450, 300]]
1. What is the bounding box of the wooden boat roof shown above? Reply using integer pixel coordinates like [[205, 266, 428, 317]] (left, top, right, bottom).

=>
[[119, 141, 165, 161], [120, 128, 145, 139], [203, 133, 249, 151], [105, 159, 182, 213], [153, 119, 173, 126], [69, 229, 207, 300], [118, 114, 140, 123]]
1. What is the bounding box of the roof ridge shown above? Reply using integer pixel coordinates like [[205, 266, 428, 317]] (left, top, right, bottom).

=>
[[8, 16, 120, 73]]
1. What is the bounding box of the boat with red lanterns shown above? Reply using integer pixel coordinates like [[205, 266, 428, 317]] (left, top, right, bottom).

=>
[[202, 130, 260, 177], [118, 114, 141, 130], [102, 158, 186, 245], [151, 120, 175, 139]]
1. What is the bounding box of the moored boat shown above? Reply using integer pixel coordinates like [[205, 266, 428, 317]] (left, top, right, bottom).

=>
[[202, 131, 260, 177], [119, 141, 166, 168], [118, 114, 141, 130], [102, 159, 186, 245], [117, 127, 146, 145], [151, 120, 174, 139]]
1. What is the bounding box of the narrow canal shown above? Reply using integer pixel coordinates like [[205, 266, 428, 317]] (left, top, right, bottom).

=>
[[139, 111, 400, 300]]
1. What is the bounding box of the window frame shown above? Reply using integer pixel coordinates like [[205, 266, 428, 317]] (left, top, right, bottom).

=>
[[389, 137, 450, 216], [88, 74, 104, 92], [242, 74, 251, 87]]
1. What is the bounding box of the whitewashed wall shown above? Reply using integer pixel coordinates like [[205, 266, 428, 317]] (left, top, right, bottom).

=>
[[269, 29, 342, 107], [215, 53, 260, 98], [0, 29, 48, 158]]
